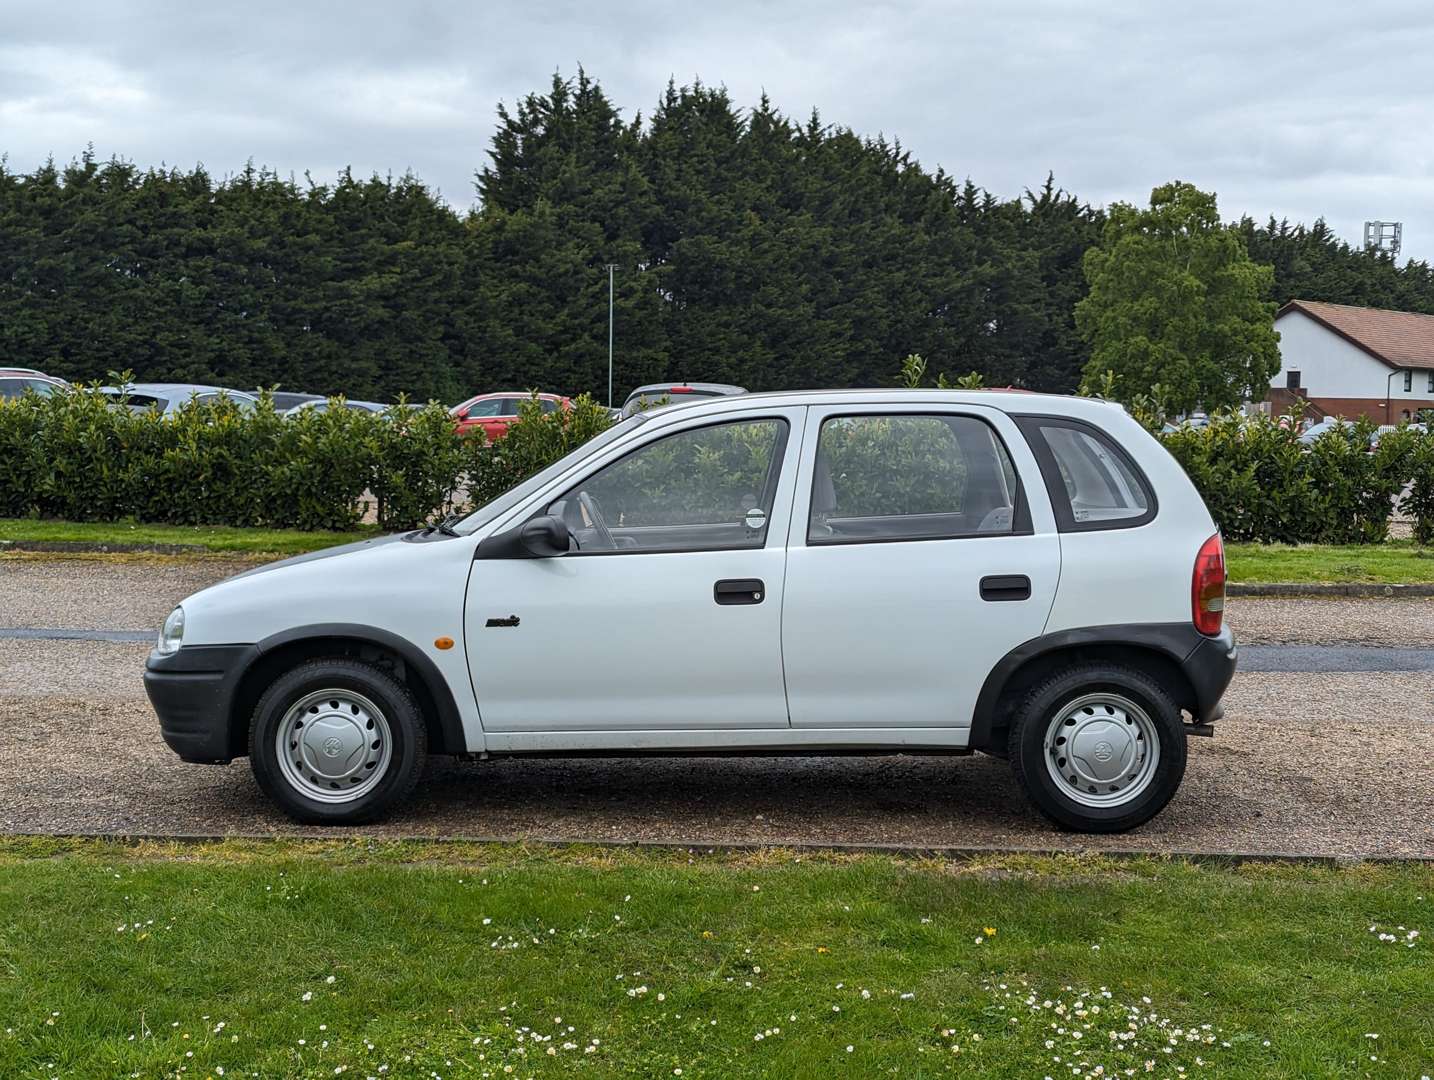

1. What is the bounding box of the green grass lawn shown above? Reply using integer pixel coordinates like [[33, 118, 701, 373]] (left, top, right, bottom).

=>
[[1225, 540, 1434, 584], [0, 517, 381, 555], [0, 840, 1428, 1078], [5, 517, 1434, 583]]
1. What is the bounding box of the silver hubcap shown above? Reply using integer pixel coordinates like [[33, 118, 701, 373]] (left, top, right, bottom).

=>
[[1042, 692, 1160, 809], [275, 689, 392, 803]]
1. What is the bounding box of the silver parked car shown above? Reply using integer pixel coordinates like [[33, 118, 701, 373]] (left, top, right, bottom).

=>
[[0, 368, 70, 399], [619, 381, 746, 418], [282, 398, 388, 418], [100, 383, 259, 415]]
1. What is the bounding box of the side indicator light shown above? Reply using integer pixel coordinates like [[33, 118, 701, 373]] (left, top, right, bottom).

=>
[[434, 636, 455, 650]]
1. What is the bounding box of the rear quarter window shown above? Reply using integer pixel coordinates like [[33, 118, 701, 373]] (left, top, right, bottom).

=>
[[1016, 416, 1156, 531]]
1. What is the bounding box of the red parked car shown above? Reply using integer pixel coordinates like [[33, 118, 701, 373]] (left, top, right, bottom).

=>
[[450, 392, 571, 441]]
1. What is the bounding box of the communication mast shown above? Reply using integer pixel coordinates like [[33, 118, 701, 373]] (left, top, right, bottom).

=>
[[1364, 221, 1402, 256]]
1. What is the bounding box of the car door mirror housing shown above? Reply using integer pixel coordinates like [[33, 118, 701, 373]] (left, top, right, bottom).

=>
[[475, 514, 571, 560]]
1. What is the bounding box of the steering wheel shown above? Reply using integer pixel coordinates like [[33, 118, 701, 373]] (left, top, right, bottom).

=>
[[577, 491, 616, 550]]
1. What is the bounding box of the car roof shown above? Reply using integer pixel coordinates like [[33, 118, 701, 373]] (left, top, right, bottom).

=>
[[628, 386, 1125, 421], [625, 382, 746, 398], [465, 391, 566, 399], [103, 382, 257, 397], [0, 369, 66, 381]]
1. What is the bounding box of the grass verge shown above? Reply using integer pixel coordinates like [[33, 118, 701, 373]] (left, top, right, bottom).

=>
[[0, 839, 1428, 1077], [1225, 539, 1434, 584], [5, 520, 1434, 583], [0, 517, 381, 555]]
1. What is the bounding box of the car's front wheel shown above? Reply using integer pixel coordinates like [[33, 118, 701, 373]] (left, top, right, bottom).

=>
[[248, 658, 426, 824], [1008, 663, 1187, 833]]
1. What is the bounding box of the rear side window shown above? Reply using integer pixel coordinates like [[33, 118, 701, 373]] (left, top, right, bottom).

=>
[[0, 378, 57, 399], [1018, 417, 1156, 531], [808, 414, 1024, 544]]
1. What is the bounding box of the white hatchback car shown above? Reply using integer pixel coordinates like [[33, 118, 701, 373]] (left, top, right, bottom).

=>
[[146, 390, 1236, 833]]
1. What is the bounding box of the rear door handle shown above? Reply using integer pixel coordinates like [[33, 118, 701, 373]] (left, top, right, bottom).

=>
[[980, 574, 1031, 602], [714, 578, 765, 605]]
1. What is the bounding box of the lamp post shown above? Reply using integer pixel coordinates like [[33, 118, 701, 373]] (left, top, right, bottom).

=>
[[605, 263, 619, 408]]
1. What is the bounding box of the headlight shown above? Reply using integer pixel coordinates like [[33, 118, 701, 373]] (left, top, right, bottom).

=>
[[157, 606, 185, 655]]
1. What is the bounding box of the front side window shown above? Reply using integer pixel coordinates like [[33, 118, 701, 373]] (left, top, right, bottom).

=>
[[465, 397, 510, 418], [1024, 420, 1153, 529], [552, 418, 787, 553], [808, 414, 1019, 544]]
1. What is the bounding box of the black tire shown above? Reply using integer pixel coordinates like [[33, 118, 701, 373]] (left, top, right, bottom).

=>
[[1007, 663, 1186, 833], [248, 657, 426, 825]]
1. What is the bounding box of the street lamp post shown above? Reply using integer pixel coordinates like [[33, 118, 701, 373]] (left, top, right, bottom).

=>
[[605, 263, 618, 409]]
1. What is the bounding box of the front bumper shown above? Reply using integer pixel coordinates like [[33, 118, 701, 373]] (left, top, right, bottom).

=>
[[144, 644, 257, 763], [1183, 625, 1237, 726]]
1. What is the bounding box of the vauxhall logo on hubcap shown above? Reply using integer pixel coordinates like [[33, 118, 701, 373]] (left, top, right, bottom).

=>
[[1093, 741, 1115, 763], [321, 736, 344, 757]]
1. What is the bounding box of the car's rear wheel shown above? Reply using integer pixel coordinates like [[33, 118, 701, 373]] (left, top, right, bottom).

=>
[[1008, 663, 1186, 833], [249, 658, 425, 824]]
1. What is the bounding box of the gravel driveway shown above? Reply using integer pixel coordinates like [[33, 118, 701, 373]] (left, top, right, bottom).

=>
[[2, 554, 1432, 857]]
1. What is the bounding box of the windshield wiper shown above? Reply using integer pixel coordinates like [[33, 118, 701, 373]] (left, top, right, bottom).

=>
[[435, 513, 463, 537]]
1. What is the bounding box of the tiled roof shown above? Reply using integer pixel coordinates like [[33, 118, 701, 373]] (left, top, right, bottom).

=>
[[1279, 299, 1434, 371]]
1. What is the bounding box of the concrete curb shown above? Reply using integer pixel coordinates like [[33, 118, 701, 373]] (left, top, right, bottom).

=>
[[1229, 582, 1434, 598], [3, 831, 1428, 866]]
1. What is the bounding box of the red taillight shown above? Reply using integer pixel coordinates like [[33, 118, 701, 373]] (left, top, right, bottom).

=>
[[1192, 532, 1226, 636], [668, 385, 693, 394]]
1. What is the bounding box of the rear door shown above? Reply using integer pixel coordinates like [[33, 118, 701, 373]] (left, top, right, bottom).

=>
[[780, 403, 1060, 731]]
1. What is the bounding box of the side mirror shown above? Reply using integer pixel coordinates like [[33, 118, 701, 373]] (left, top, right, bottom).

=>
[[474, 514, 571, 560]]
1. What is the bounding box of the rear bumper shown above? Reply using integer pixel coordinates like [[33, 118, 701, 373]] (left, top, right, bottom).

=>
[[1183, 625, 1238, 725], [144, 644, 257, 763]]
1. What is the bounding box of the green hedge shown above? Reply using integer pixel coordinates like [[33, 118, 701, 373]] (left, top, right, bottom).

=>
[[4, 385, 1433, 545], [1159, 413, 1426, 544], [0, 387, 610, 533]]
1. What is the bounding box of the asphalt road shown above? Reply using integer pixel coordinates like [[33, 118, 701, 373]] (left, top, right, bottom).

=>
[[2, 553, 1432, 857]]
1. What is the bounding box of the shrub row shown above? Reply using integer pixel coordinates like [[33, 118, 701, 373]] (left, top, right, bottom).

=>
[[0, 386, 613, 532], [1159, 413, 1430, 544], [4, 385, 1434, 545]]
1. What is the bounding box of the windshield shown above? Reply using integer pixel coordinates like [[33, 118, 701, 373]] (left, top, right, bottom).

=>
[[455, 414, 647, 533]]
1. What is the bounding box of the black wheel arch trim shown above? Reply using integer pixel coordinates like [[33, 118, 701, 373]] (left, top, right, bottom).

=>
[[969, 622, 1236, 751], [252, 623, 467, 755]]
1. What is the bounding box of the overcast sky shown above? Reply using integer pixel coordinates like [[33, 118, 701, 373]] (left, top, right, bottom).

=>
[[4, 0, 1433, 261]]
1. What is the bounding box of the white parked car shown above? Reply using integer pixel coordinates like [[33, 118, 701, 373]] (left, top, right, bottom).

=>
[[145, 390, 1235, 832]]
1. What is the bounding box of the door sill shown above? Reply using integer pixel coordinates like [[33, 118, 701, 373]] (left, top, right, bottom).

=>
[[479, 727, 972, 755]]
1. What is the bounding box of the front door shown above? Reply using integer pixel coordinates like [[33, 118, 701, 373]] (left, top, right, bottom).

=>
[[465, 408, 805, 732], [780, 404, 1061, 731]]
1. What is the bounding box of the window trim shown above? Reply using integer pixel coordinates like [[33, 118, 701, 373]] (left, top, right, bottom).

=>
[[1404, 370, 1414, 393], [803, 410, 1033, 548], [1013, 414, 1158, 533], [544, 415, 792, 558]]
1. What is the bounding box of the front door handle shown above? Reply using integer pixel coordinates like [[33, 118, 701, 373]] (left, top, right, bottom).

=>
[[714, 578, 765, 605], [980, 574, 1031, 602]]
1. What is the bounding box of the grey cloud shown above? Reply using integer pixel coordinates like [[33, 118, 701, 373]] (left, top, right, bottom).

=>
[[2, 0, 1432, 257]]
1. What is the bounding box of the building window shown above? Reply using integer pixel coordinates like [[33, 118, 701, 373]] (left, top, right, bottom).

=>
[[1405, 370, 1414, 393], [1427, 372, 1433, 394], [1286, 370, 1301, 389]]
